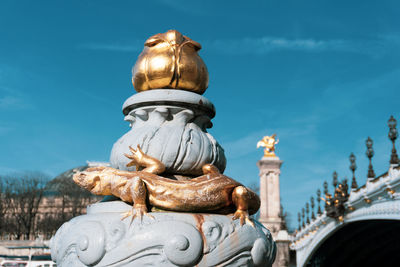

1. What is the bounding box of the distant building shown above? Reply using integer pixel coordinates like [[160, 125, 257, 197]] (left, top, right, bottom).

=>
[[0, 163, 105, 241]]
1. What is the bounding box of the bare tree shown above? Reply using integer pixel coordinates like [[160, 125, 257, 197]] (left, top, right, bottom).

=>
[[0, 176, 6, 238], [36, 213, 62, 239], [0, 168, 102, 240], [4, 172, 48, 239]]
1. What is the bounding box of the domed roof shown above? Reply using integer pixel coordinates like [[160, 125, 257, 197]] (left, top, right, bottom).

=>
[[46, 162, 109, 192], [45, 166, 88, 193]]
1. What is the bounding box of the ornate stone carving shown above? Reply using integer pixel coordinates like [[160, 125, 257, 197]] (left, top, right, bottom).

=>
[[110, 90, 226, 176], [51, 201, 276, 267]]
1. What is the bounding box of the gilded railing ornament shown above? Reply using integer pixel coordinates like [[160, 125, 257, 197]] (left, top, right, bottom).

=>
[[257, 134, 279, 157], [132, 30, 209, 94]]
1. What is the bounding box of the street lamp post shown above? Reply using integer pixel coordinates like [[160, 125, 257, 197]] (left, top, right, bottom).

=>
[[388, 115, 399, 165], [349, 153, 358, 189], [366, 137, 376, 180]]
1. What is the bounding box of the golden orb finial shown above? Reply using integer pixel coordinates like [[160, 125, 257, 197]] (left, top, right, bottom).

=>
[[132, 30, 209, 94], [257, 134, 279, 157]]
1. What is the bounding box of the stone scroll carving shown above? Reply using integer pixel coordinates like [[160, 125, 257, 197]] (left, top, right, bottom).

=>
[[50, 201, 276, 267]]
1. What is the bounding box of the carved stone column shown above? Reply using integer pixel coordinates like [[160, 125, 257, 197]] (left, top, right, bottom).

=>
[[257, 156, 283, 233], [258, 155, 290, 267]]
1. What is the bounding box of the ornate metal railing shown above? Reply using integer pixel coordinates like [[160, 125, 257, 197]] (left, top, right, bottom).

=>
[[292, 115, 400, 242]]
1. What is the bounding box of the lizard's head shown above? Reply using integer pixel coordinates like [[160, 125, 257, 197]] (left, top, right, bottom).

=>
[[73, 170, 101, 192]]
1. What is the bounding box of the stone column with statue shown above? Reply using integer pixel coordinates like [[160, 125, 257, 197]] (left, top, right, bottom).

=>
[[50, 30, 276, 267], [257, 135, 290, 267]]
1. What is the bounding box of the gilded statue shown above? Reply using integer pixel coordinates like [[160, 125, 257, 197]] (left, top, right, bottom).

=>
[[257, 134, 279, 157], [74, 145, 260, 226], [132, 30, 209, 94]]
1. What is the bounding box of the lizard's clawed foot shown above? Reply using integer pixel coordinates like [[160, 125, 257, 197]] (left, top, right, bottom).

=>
[[121, 204, 154, 224], [232, 209, 255, 227], [125, 145, 146, 169]]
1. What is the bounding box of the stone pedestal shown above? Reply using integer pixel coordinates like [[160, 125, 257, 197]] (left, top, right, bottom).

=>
[[50, 29, 277, 266], [273, 231, 290, 267], [257, 156, 283, 233], [51, 89, 276, 266], [50, 201, 276, 266]]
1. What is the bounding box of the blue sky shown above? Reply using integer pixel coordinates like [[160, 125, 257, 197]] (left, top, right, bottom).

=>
[[1, 0, 399, 228]]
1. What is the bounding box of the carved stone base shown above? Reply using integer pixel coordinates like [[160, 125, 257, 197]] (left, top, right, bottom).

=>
[[50, 201, 276, 267]]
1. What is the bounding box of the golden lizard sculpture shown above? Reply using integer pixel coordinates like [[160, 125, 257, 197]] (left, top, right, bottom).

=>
[[73, 145, 260, 226]]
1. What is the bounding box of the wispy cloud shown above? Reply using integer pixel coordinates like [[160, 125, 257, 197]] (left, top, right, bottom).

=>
[[223, 121, 318, 160], [78, 34, 400, 57], [77, 42, 143, 52], [0, 65, 36, 110], [0, 125, 13, 135], [0, 87, 33, 110], [77, 89, 115, 106], [157, 0, 211, 16], [0, 95, 26, 109], [79, 37, 346, 54], [203, 34, 400, 57], [0, 165, 20, 175], [208, 37, 346, 53]]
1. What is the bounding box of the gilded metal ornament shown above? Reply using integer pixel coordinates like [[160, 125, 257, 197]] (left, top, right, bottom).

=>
[[257, 134, 279, 157], [132, 30, 209, 94], [73, 145, 260, 226], [321, 180, 349, 222]]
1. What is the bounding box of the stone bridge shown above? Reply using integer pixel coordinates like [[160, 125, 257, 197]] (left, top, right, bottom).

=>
[[290, 116, 400, 267]]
